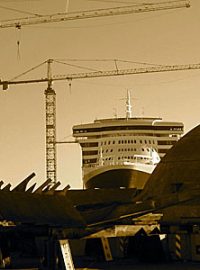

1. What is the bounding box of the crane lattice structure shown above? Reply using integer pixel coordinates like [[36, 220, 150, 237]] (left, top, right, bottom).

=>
[[0, 0, 190, 29], [1, 60, 200, 184]]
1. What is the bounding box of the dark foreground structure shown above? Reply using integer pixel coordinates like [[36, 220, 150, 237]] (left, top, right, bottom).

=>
[[1, 124, 200, 268]]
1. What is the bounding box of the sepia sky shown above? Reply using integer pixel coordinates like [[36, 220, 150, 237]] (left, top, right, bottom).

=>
[[0, 0, 200, 189]]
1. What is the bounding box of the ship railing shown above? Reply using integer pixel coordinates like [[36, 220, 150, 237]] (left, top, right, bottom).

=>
[[84, 156, 156, 168]]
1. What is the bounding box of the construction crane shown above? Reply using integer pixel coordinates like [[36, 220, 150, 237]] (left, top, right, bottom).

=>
[[0, 0, 191, 184], [0, 0, 190, 29], [1, 60, 200, 184]]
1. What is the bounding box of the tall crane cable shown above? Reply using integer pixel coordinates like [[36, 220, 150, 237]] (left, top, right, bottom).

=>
[[16, 27, 21, 60], [9, 59, 171, 81], [65, 0, 70, 13], [55, 59, 164, 67], [0, 4, 41, 16], [10, 60, 47, 81], [53, 60, 101, 72]]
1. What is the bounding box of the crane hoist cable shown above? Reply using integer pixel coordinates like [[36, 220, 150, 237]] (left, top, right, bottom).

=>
[[65, 0, 70, 13], [16, 27, 21, 60]]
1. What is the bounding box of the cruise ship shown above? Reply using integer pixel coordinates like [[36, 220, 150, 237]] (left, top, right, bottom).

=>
[[73, 91, 184, 189]]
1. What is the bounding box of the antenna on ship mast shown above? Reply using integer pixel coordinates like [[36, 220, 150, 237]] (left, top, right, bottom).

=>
[[126, 89, 132, 119]]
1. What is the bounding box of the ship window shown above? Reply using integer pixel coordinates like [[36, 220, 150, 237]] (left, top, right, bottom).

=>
[[142, 148, 144, 151], [83, 158, 97, 164], [108, 141, 110, 145], [134, 140, 137, 143], [157, 140, 176, 145], [110, 149, 113, 152], [113, 141, 115, 144], [145, 140, 147, 144], [106, 149, 108, 153], [128, 140, 130, 143], [81, 142, 98, 147], [119, 140, 121, 144], [83, 150, 98, 155], [134, 148, 136, 151], [125, 140, 127, 144], [149, 140, 151, 144], [140, 140, 142, 144]]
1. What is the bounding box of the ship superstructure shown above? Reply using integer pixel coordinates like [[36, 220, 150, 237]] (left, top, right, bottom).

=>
[[73, 92, 184, 189]]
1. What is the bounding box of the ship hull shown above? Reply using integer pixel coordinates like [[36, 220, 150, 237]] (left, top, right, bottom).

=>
[[84, 164, 155, 189]]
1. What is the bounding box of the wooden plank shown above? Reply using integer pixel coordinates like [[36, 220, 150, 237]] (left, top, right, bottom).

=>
[[59, 239, 75, 270]]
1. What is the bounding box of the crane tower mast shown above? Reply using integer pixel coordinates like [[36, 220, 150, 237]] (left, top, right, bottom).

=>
[[45, 60, 57, 183]]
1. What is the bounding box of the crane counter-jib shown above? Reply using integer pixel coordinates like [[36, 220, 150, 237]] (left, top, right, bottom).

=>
[[1, 63, 200, 90]]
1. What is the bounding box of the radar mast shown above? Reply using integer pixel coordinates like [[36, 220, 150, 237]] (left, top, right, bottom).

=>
[[126, 90, 132, 119]]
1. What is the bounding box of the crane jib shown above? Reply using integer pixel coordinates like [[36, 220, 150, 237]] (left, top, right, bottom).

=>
[[1, 63, 200, 90], [0, 0, 190, 29]]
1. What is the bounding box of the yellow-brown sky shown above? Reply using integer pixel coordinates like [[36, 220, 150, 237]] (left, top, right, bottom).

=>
[[0, 0, 199, 189]]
